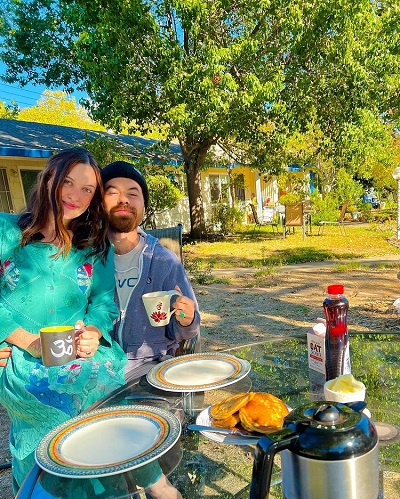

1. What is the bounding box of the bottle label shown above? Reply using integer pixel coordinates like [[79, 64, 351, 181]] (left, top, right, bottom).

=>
[[344, 342, 351, 374]]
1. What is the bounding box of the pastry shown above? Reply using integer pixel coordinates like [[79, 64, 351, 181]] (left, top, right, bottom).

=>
[[210, 392, 254, 420], [239, 392, 289, 434], [212, 412, 241, 429]]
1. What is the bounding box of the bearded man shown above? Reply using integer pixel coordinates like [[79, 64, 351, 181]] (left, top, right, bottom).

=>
[[102, 161, 200, 380]]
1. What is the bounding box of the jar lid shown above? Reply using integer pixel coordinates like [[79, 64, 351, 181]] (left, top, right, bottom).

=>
[[327, 284, 344, 294]]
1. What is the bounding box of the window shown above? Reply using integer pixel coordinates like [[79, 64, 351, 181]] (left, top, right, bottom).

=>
[[0, 169, 13, 213], [209, 174, 229, 203]]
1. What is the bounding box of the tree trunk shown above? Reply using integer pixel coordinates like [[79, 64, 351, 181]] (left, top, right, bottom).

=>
[[183, 144, 210, 239]]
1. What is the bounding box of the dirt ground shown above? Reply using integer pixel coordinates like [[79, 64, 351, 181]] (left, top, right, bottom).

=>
[[198, 260, 400, 351], [1, 260, 400, 497]]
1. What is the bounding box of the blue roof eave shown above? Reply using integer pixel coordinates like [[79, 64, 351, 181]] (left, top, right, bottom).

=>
[[0, 147, 54, 158]]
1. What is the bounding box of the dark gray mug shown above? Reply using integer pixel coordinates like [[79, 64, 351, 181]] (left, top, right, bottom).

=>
[[40, 326, 76, 366]]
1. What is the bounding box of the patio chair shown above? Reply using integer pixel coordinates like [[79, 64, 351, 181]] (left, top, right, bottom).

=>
[[318, 201, 349, 236], [146, 224, 183, 261], [249, 203, 279, 235], [283, 202, 308, 239]]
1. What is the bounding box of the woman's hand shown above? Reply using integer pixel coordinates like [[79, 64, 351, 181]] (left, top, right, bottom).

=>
[[172, 285, 195, 326], [146, 473, 183, 499], [5, 328, 42, 358], [75, 321, 101, 358], [0, 346, 12, 367], [25, 335, 42, 358]]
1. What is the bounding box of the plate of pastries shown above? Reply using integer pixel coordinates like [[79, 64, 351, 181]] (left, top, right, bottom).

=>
[[196, 391, 290, 445]]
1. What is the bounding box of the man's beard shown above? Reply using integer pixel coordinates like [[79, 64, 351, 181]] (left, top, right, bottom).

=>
[[108, 206, 139, 233]]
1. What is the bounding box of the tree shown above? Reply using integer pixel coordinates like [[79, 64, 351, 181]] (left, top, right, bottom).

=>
[[2, 0, 400, 238], [0, 100, 20, 119], [278, 113, 400, 199], [17, 90, 106, 130], [144, 175, 183, 229]]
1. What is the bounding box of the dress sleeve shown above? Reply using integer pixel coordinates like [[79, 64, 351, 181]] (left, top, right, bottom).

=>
[[83, 249, 119, 346], [0, 215, 26, 342]]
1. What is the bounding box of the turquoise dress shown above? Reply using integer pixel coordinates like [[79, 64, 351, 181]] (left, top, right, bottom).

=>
[[0, 213, 127, 489]]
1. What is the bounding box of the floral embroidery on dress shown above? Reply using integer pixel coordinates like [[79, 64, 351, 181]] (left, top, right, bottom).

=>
[[0, 259, 20, 290], [26, 363, 84, 416], [76, 262, 93, 294]]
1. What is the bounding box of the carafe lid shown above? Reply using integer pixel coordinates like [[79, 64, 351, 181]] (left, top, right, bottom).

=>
[[327, 284, 344, 294], [284, 401, 377, 460]]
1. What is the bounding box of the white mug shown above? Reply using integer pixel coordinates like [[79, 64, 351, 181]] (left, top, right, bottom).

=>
[[142, 290, 182, 327]]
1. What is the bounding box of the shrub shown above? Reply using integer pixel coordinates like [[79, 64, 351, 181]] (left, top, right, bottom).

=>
[[212, 204, 244, 234], [310, 194, 339, 224], [184, 257, 213, 284]]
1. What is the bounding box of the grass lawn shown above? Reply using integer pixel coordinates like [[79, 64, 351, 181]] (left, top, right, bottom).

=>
[[183, 222, 400, 269]]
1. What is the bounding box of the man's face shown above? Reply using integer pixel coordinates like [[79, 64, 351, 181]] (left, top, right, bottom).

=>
[[103, 177, 145, 233]]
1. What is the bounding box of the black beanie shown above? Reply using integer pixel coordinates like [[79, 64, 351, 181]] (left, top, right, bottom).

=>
[[101, 161, 149, 209]]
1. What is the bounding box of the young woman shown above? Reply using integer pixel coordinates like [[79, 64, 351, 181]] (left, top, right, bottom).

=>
[[0, 147, 126, 491]]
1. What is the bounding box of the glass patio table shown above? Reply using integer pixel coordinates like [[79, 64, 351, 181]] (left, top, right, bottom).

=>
[[17, 332, 400, 499]]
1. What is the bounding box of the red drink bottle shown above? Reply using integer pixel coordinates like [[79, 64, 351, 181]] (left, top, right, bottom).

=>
[[323, 284, 349, 380]]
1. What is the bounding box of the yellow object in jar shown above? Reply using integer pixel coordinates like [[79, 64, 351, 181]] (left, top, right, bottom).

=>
[[328, 374, 364, 393]]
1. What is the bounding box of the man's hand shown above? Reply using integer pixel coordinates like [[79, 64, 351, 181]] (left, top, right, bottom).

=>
[[0, 346, 12, 367], [172, 285, 196, 326]]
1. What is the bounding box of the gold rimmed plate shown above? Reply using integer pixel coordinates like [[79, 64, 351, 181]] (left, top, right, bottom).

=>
[[35, 405, 181, 478], [146, 352, 251, 392]]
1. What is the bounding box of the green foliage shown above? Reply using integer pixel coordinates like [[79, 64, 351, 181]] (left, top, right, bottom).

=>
[[183, 256, 213, 285], [334, 168, 364, 207], [309, 192, 339, 224], [278, 193, 303, 205], [78, 133, 132, 167], [145, 175, 183, 221], [357, 202, 373, 222], [18, 90, 106, 130], [212, 203, 244, 234], [2, 0, 400, 237], [0, 100, 20, 118]]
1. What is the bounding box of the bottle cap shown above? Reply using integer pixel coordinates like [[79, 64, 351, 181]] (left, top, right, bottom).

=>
[[327, 284, 344, 295]]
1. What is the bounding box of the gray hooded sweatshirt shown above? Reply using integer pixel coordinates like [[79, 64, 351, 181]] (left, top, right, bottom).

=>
[[111, 231, 200, 378]]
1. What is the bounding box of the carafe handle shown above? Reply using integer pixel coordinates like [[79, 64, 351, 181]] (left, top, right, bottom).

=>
[[250, 428, 298, 499]]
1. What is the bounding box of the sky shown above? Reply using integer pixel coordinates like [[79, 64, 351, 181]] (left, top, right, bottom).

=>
[[0, 61, 86, 109]]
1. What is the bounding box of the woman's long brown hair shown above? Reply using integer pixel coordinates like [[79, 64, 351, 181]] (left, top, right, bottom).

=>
[[18, 147, 110, 260]]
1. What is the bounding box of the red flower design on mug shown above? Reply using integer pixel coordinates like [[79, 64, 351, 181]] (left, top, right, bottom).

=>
[[151, 311, 168, 322]]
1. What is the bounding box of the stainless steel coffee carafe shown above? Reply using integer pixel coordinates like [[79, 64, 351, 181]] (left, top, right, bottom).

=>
[[250, 401, 379, 499]]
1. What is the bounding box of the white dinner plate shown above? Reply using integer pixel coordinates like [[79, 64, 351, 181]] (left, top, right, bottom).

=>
[[196, 406, 260, 446], [35, 405, 181, 478], [146, 352, 251, 392]]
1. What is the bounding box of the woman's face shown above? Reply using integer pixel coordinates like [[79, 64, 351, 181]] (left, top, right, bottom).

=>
[[59, 162, 97, 223]]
